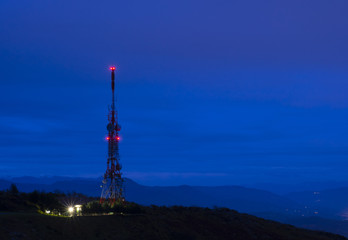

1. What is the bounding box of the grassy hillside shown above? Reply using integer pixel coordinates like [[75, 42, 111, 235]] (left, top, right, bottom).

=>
[[0, 186, 346, 240], [0, 207, 347, 240]]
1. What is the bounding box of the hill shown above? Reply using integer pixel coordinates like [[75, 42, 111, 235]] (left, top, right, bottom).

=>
[[0, 207, 346, 240], [1, 180, 348, 239]]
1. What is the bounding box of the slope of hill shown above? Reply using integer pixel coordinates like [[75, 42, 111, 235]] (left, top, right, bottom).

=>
[[254, 212, 348, 238], [0, 207, 346, 240], [286, 217, 348, 238]]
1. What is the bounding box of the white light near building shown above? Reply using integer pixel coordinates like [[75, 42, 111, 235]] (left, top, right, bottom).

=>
[[75, 205, 82, 213], [68, 207, 74, 213]]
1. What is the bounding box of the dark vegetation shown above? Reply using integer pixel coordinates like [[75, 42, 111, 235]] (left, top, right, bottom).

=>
[[0, 185, 347, 240], [0, 184, 92, 214], [0, 184, 61, 213], [83, 200, 146, 215]]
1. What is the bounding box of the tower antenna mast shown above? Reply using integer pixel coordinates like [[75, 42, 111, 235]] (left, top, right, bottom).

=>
[[100, 66, 124, 204]]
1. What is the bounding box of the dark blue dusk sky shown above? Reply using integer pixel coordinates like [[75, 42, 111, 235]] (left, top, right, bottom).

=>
[[1, 0, 348, 186]]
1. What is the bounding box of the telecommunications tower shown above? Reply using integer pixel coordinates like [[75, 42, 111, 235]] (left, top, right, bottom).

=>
[[100, 66, 124, 204]]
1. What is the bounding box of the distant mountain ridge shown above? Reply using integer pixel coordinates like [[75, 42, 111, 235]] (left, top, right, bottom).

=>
[[2, 176, 345, 219], [3, 177, 348, 221], [0, 177, 300, 215]]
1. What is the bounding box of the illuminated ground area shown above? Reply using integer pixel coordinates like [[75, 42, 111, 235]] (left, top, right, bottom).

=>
[[0, 208, 346, 240]]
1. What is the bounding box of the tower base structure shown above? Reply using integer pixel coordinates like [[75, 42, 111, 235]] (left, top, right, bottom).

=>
[[100, 176, 124, 205]]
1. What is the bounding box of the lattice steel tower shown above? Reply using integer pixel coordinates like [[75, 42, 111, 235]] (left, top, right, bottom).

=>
[[100, 66, 124, 204]]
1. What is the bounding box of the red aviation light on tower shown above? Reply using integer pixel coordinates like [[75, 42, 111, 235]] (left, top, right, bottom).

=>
[[116, 136, 120, 141], [106, 136, 110, 141], [109, 66, 116, 71]]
